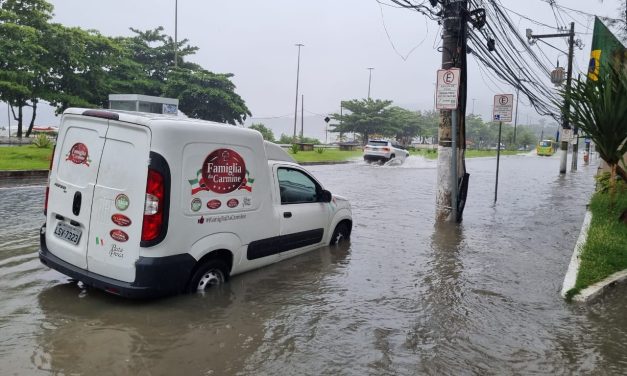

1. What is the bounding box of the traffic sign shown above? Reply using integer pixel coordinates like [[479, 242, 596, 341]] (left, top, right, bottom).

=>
[[436, 68, 461, 110], [492, 94, 513, 122]]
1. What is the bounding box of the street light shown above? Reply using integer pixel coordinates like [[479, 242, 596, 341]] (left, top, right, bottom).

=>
[[293, 43, 304, 142], [367, 67, 374, 99], [174, 0, 178, 68]]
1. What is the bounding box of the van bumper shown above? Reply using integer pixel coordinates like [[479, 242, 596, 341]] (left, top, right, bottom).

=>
[[39, 226, 196, 299]]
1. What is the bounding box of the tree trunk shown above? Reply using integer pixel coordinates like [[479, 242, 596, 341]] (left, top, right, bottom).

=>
[[16, 105, 23, 139], [617, 164, 627, 182], [25, 101, 38, 138]]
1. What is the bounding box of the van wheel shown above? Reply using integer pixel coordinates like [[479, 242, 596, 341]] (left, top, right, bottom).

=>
[[188, 259, 228, 293], [330, 223, 350, 245]]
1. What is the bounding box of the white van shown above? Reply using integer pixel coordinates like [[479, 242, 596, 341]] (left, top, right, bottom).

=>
[[40, 108, 352, 298]]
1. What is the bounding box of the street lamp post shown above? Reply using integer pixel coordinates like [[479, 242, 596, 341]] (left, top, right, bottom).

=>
[[293, 43, 304, 142], [367, 67, 374, 99], [174, 0, 178, 68]]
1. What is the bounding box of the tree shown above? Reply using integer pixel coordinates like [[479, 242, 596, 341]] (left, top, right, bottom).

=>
[[44, 25, 122, 114], [562, 63, 627, 186], [164, 68, 251, 124], [0, 0, 53, 138], [249, 123, 274, 141], [388, 107, 423, 146], [329, 99, 394, 144]]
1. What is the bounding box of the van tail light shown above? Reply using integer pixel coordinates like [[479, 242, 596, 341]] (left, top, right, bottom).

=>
[[44, 145, 56, 216], [141, 168, 164, 242], [383, 147, 391, 152]]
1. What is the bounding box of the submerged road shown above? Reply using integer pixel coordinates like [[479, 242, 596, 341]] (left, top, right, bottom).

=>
[[1, 154, 626, 375]]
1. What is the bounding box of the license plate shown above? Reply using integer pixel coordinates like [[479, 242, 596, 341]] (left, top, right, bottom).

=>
[[53, 222, 82, 245]]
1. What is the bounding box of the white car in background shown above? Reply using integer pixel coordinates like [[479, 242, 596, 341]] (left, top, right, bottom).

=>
[[363, 139, 410, 164]]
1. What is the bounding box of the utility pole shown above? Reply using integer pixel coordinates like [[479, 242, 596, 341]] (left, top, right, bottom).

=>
[[527, 23, 575, 174], [568, 25, 578, 171], [435, 0, 467, 223], [513, 68, 522, 145], [367, 68, 374, 99], [293, 43, 304, 142], [174, 0, 178, 68]]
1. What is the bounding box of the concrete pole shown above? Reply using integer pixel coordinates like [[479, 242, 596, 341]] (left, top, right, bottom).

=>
[[436, 0, 466, 223], [562, 22, 575, 174], [367, 68, 374, 99]]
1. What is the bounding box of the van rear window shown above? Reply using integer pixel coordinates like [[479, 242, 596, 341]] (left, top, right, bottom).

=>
[[368, 141, 388, 147]]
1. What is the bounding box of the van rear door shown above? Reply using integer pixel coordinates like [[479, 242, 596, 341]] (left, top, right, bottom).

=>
[[86, 122, 150, 283], [45, 115, 108, 270]]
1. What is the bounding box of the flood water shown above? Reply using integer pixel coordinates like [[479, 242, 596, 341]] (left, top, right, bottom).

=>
[[1, 154, 626, 375]]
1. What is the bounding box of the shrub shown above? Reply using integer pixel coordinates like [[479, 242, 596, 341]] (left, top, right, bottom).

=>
[[32, 134, 52, 148], [316, 147, 325, 154], [290, 144, 299, 154]]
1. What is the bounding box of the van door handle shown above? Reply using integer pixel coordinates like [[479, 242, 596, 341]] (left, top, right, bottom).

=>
[[283, 212, 292, 218], [72, 191, 82, 216]]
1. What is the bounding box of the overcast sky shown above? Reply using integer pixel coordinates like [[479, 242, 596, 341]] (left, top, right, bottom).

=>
[[2, 0, 624, 138]]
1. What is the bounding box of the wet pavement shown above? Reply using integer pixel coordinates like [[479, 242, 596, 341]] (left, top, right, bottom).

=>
[[1, 154, 626, 375]]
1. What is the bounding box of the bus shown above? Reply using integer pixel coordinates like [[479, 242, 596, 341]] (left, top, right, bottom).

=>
[[536, 140, 555, 156]]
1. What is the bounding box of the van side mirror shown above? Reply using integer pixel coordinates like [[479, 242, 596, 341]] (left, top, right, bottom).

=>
[[319, 189, 332, 203]]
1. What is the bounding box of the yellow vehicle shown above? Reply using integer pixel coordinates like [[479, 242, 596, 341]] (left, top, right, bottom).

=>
[[536, 140, 555, 156]]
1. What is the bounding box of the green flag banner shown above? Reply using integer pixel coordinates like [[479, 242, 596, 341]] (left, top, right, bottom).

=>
[[587, 16, 626, 81]]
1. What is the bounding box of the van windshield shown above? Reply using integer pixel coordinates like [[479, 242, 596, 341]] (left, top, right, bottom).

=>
[[539, 141, 552, 147]]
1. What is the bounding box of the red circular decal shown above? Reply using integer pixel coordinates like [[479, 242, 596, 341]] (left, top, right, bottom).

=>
[[66, 143, 90, 165], [110, 229, 129, 242], [227, 198, 239, 208], [202, 149, 246, 194], [207, 199, 222, 210], [111, 214, 132, 227]]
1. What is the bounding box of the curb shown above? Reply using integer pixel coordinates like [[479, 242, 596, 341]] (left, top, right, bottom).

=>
[[0, 170, 49, 178], [573, 270, 627, 302], [560, 211, 592, 298]]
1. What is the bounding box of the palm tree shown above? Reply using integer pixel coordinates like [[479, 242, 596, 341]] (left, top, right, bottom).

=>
[[562, 63, 627, 190]]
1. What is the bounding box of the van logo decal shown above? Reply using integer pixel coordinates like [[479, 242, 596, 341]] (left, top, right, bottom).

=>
[[227, 198, 239, 208], [207, 199, 222, 210], [111, 214, 131, 227], [188, 149, 254, 195], [110, 229, 129, 242], [115, 194, 130, 211], [191, 198, 202, 212], [65, 143, 91, 166]]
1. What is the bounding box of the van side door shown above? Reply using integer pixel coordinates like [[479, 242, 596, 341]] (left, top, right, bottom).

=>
[[274, 165, 330, 258]]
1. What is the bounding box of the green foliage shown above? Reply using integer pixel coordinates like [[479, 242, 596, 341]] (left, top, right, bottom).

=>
[[278, 134, 295, 144], [316, 147, 325, 154], [568, 189, 627, 299], [595, 172, 626, 194], [561, 63, 627, 182], [164, 68, 251, 124], [249, 123, 274, 141], [0, 145, 52, 170], [0, 2, 252, 129], [329, 99, 394, 144], [32, 133, 52, 148], [300, 136, 321, 144], [290, 144, 299, 154]]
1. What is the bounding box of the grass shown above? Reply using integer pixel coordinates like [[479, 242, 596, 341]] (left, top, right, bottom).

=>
[[565, 185, 627, 300], [290, 149, 363, 163], [0, 145, 53, 170], [411, 149, 524, 160]]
